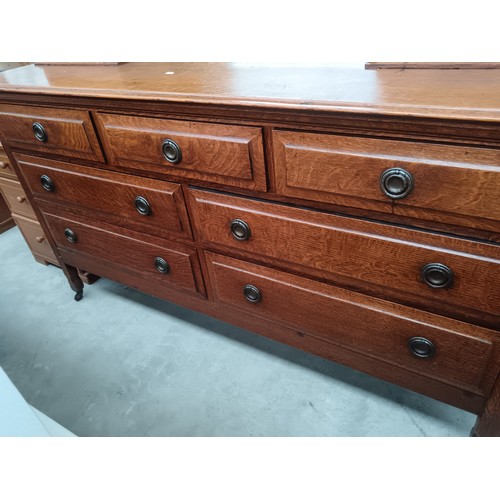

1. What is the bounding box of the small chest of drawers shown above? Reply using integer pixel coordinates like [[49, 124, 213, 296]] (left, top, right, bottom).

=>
[[0, 63, 499, 436]]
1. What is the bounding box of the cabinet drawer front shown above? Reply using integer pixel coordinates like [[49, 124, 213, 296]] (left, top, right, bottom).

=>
[[12, 213, 57, 264], [15, 154, 192, 240], [189, 189, 500, 322], [273, 130, 500, 233], [205, 252, 498, 393], [0, 152, 17, 180], [0, 177, 35, 218], [43, 210, 203, 296], [96, 113, 267, 191], [0, 105, 104, 162]]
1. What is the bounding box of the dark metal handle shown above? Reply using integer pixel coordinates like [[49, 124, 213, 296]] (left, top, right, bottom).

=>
[[134, 196, 151, 216], [243, 284, 261, 303], [40, 174, 55, 192], [154, 257, 170, 274], [380, 168, 414, 199], [230, 219, 251, 241], [421, 263, 454, 289], [161, 139, 182, 164], [64, 228, 77, 243], [32, 122, 48, 143], [408, 337, 435, 358]]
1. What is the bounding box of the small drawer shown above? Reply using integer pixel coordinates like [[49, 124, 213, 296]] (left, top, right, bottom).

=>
[[0, 154, 17, 180], [273, 130, 500, 234], [205, 252, 499, 394], [15, 154, 192, 241], [0, 104, 104, 162], [95, 113, 267, 191], [12, 213, 58, 264], [0, 177, 35, 218], [189, 189, 500, 325], [42, 209, 204, 297]]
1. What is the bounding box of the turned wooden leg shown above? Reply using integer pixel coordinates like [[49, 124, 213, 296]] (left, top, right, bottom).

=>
[[471, 372, 500, 437], [61, 263, 84, 301]]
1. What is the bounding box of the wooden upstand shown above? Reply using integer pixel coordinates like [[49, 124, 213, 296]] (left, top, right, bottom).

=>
[[0, 63, 499, 436]]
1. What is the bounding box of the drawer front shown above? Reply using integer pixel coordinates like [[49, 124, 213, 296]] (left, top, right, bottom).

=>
[[0, 152, 17, 180], [96, 113, 267, 191], [189, 189, 500, 322], [15, 154, 192, 240], [0, 177, 35, 217], [273, 131, 500, 233], [0, 104, 104, 162], [12, 213, 57, 264], [42, 209, 204, 297], [205, 252, 499, 393]]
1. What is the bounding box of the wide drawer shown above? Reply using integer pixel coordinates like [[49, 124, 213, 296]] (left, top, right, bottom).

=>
[[15, 154, 192, 241], [189, 189, 500, 326], [0, 104, 104, 162], [12, 213, 58, 265], [273, 130, 500, 234], [95, 113, 267, 191], [0, 177, 35, 218], [205, 252, 499, 394], [41, 208, 204, 297]]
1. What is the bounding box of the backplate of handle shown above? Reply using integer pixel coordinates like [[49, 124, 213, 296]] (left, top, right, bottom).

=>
[[380, 168, 414, 199], [32, 122, 48, 143], [408, 337, 435, 358], [421, 263, 454, 289], [161, 139, 182, 164]]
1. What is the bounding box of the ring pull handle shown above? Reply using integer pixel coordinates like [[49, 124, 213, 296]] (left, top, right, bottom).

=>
[[64, 228, 77, 243], [154, 257, 170, 274], [408, 337, 435, 358], [380, 168, 414, 199], [230, 219, 251, 241], [134, 196, 151, 216], [161, 139, 182, 164], [32, 122, 48, 143], [421, 263, 454, 289], [243, 284, 262, 303], [40, 174, 55, 192]]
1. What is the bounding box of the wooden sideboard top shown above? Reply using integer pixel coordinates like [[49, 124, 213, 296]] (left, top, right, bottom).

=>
[[0, 63, 500, 122]]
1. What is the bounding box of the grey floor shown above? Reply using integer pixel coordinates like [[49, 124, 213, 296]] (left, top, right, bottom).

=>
[[0, 226, 476, 436]]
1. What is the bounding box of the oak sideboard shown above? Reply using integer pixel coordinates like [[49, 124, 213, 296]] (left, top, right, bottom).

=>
[[0, 63, 499, 436]]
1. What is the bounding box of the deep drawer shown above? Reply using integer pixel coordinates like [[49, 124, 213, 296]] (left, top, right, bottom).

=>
[[15, 154, 192, 241], [0, 104, 104, 162], [189, 189, 500, 326], [205, 252, 499, 393], [95, 113, 267, 191], [0, 177, 35, 218], [273, 130, 500, 234], [42, 209, 204, 297]]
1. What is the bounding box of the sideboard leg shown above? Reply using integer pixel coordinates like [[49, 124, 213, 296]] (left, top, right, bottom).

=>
[[471, 373, 500, 437], [62, 264, 85, 301]]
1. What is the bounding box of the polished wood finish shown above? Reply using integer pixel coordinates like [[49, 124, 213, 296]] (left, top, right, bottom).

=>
[[273, 131, 500, 233], [0, 104, 104, 162], [205, 252, 499, 393], [41, 205, 205, 298], [12, 213, 59, 266], [188, 189, 500, 328], [14, 154, 192, 241], [95, 113, 267, 191], [0, 63, 499, 435]]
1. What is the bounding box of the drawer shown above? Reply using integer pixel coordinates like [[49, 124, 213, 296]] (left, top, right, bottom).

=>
[[15, 154, 192, 241], [12, 213, 58, 264], [189, 189, 500, 325], [205, 252, 499, 393], [42, 209, 205, 297], [0, 153, 17, 180], [273, 131, 500, 234], [95, 113, 267, 191], [0, 177, 35, 217], [0, 104, 104, 162]]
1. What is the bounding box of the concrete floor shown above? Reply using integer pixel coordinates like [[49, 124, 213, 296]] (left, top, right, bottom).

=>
[[0, 226, 476, 436]]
